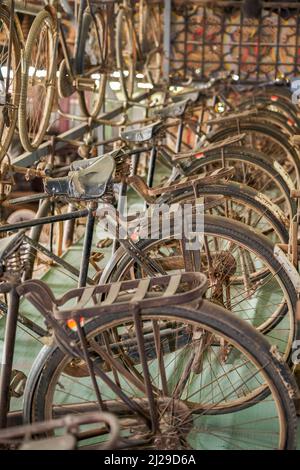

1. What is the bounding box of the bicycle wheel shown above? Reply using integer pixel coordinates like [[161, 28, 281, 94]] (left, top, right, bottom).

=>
[[0, 5, 21, 162], [145, 48, 162, 86], [251, 85, 300, 126], [158, 181, 289, 245], [238, 97, 300, 133], [180, 147, 296, 219], [76, 9, 107, 118], [22, 199, 68, 281], [208, 121, 300, 187], [23, 302, 297, 449], [18, 9, 56, 152], [104, 215, 297, 360], [115, 7, 136, 101], [138, 0, 162, 85]]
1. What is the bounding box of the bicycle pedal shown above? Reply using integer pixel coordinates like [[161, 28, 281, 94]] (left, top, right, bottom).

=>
[[96, 238, 113, 249], [10, 370, 27, 398]]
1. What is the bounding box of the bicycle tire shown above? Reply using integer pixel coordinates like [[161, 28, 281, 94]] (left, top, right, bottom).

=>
[[252, 85, 300, 124], [115, 7, 136, 101], [158, 181, 289, 244], [76, 9, 107, 118], [238, 97, 300, 132], [180, 146, 297, 219], [139, 0, 162, 85], [0, 5, 21, 162], [18, 9, 56, 152], [207, 120, 300, 186], [23, 301, 297, 449]]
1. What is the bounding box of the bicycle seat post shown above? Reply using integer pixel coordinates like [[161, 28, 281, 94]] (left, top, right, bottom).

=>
[[78, 201, 97, 288], [112, 180, 127, 254], [144, 146, 157, 211]]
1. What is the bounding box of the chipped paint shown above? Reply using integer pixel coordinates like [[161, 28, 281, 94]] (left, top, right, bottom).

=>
[[274, 245, 300, 292], [255, 192, 289, 226], [273, 160, 296, 192]]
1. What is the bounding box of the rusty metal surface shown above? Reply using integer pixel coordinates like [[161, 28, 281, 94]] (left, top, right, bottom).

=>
[[127, 166, 234, 201], [0, 412, 120, 450], [17, 272, 208, 322]]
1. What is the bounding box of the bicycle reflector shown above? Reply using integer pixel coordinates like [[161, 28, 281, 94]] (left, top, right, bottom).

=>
[[67, 317, 85, 331], [214, 101, 226, 113]]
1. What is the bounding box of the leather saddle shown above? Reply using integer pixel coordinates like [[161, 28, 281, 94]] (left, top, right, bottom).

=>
[[120, 121, 163, 143], [154, 96, 197, 120], [44, 152, 116, 200]]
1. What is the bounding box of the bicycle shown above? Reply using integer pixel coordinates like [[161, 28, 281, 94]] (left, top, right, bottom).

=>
[[17, 0, 163, 153], [115, 0, 163, 101], [12, 272, 297, 450], [0, 124, 297, 351], [18, 0, 108, 152], [39, 152, 299, 361]]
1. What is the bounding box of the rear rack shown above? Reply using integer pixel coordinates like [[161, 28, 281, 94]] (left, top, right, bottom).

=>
[[18, 272, 208, 322], [0, 412, 119, 450]]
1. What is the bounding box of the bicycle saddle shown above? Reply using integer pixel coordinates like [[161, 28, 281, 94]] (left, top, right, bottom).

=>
[[120, 121, 163, 143], [154, 98, 191, 119], [0, 230, 25, 264], [44, 153, 116, 200]]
